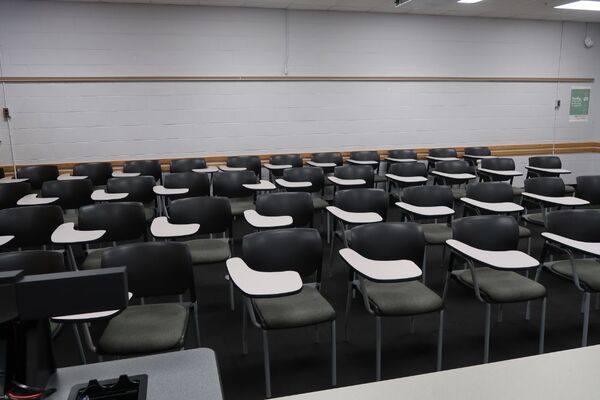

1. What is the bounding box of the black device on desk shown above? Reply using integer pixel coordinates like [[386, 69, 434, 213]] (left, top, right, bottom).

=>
[[0, 267, 129, 399], [68, 374, 148, 400]]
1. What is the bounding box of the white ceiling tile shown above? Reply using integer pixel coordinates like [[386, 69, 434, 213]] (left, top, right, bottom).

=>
[[52, 0, 600, 22]]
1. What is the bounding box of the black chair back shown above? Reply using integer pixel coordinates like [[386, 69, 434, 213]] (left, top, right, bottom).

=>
[[546, 210, 600, 242], [466, 182, 513, 203], [107, 176, 156, 205], [403, 185, 453, 208], [170, 158, 207, 173], [213, 170, 256, 198], [435, 160, 472, 174], [256, 192, 314, 228], [269, 154, 303, 168], [312, 152, 343, 165], [169, 197, 232, 235], [453, 215, 519, 251], [17, 165, 59, 190], [42, 179, 93, 210], [73, 162, 113, 186], [576, 175, 600, 205], [268, 154, 303, 178], [0, 182, 31, 210], [164, 172, 210, 199], [388, 149, 417, 160], [334, 188, 387, 220], [0, 250, 65, 275], [243, 228, 323, 278], [524, 177, 565, 197], [389, 162, 427, 177], [0, 205, 64, 247], [528, 156, 563, 177], [529, 156, 562, 169], [481, 157, 516, 171], [464, 147, 491, 166], [334, 165, 374, 188], [350, 151, 379, 162], [123, 160, 162, 182], [78, 202, 147, 242], [429, 148, 457, 158], [227, 156, 262, 176], [101, 242, 193, 299], [464, 147, 491, 157], [311, 152, 343, 174], [282, 167, 324, 193], [480, 158, 517, 182], [350, 151, 380, 171], [350, 222, 425, 264]]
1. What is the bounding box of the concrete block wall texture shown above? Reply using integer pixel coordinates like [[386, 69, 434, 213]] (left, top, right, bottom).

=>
[[0, 0, 598, 179]]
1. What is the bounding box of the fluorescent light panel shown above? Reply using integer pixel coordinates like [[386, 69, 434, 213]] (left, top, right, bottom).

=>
[[458, 0, 484, 3], [555, 1, 600, 11]]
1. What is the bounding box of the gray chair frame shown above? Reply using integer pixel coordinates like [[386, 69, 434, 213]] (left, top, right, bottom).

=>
[[236, 228, 336, 398], [80, 242, 200, 360], [535, 209, 600, 347], [342, 222, 444, 380], [443, 216, 546, 363]]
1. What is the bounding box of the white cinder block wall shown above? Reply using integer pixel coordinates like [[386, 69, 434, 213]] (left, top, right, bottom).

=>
[[0, 0, 598, 183]]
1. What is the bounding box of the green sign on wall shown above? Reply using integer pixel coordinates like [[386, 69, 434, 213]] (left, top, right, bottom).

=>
[[569, 87, 591, 121]]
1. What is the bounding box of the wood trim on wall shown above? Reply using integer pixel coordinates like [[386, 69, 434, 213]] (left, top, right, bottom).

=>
[[3, 142, 598, 173], [0, 76, 594, 83]]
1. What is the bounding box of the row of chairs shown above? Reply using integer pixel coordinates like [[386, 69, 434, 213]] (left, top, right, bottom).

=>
[[0, 146, 575, 190], [0, 175, 597, 395], [0, 153, 586, 223], [0, 149, 594, 396], [227, 206, 600, 397], [2, 207, 596, 398]]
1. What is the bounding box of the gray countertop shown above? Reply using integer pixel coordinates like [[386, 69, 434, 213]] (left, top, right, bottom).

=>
[[276, 345, 600, 400], [46, 348, 223, 400]]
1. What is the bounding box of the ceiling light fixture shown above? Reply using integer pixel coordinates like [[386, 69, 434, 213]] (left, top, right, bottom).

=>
[[394, 0, 413, 7], [458, 0, 484, 3], [555, 1, 600, 11]]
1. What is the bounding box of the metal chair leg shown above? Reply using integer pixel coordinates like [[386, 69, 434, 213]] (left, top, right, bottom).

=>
[[72, 323, 87, 365], [262, 330, 272, 398], [193, 302, 201, 347], [409, 316, 415, 334], [331, 321, 337, 387], [326, 212, 331, 244], [596, 293, 600, 311], [484, 303, 491, 363], [66, 245, 78, 271], [539, 297, 546, 354], [582, 292, 591, 347], [421, 249, 427, 284], [375, 316, 382, 381], [229, 279, 235, 311], [528, 265, 545, 319], [442, 271, 451, 301], [344, 282, 353, 341], [437, 310, 444, 371]]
